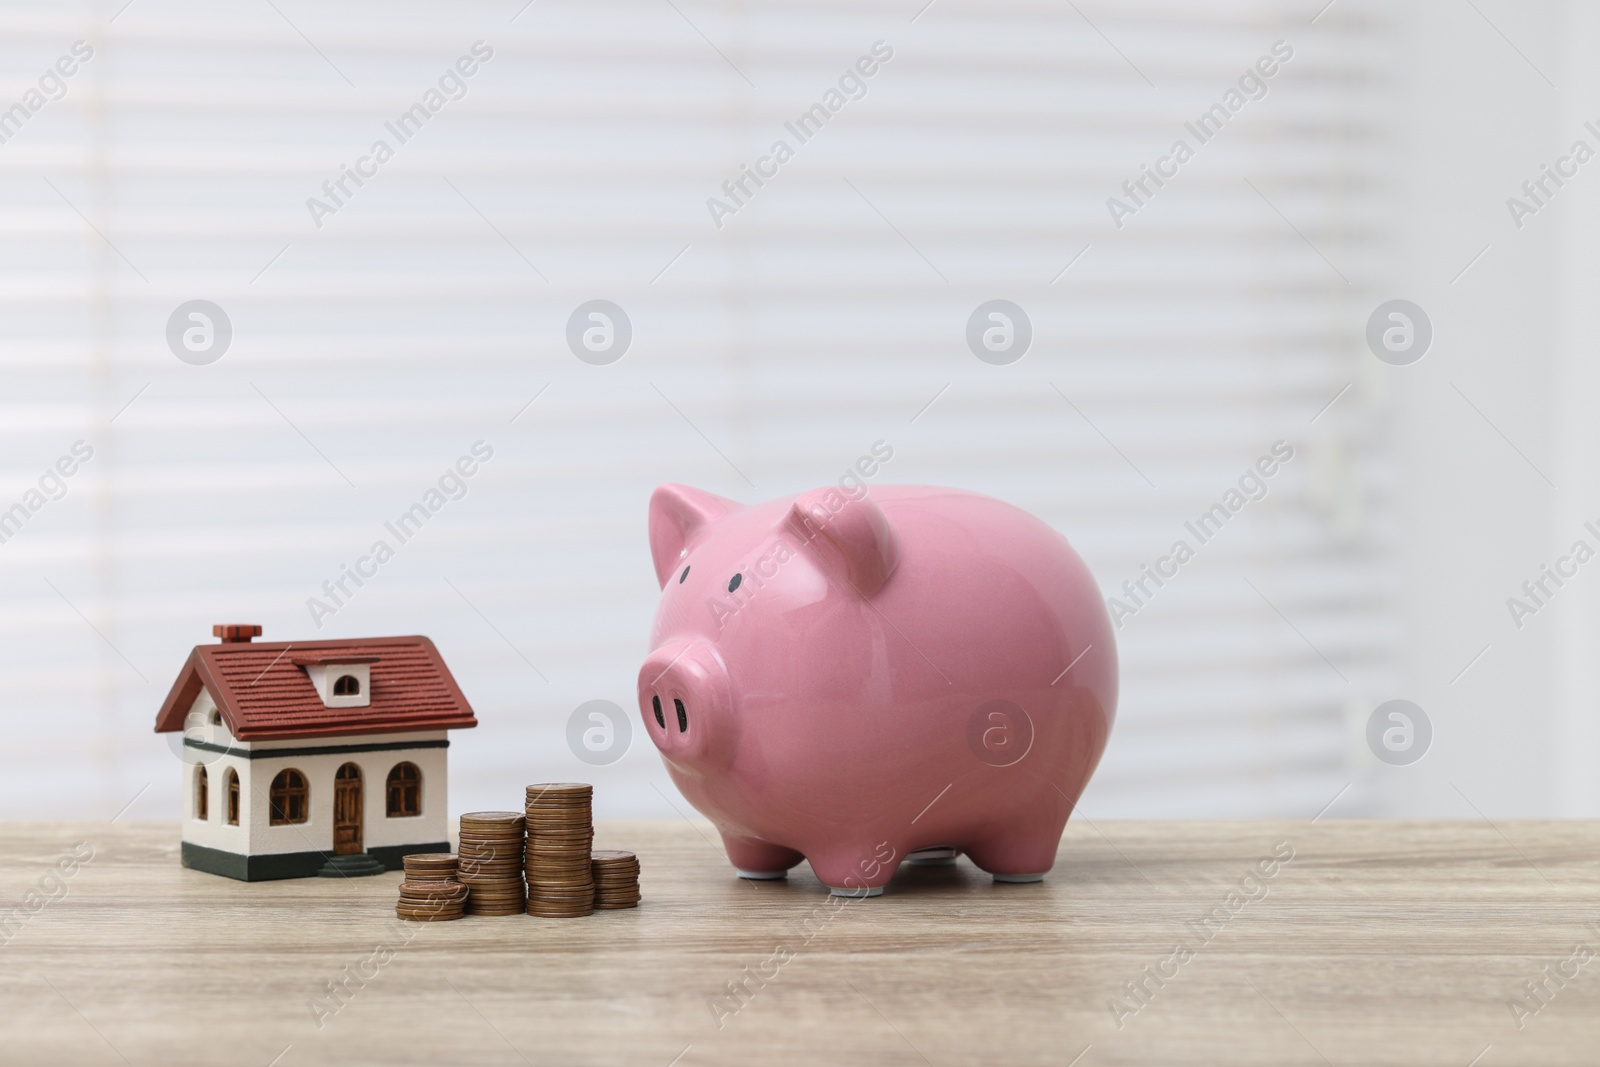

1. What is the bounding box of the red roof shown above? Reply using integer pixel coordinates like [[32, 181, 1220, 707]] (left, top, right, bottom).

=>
[[153, 634, 478, 742]]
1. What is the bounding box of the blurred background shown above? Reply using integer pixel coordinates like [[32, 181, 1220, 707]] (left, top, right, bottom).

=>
[[1, 0, 1593, 823]]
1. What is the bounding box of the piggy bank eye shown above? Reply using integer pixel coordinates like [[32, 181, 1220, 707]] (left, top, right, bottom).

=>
[[727, 573, 742, 593], [679, 565, 690, 584]]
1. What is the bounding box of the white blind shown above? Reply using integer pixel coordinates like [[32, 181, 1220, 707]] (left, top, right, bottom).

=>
[[0, 0, 1391, 821]]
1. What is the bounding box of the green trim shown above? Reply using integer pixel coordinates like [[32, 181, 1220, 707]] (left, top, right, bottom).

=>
[[368, 842, 449, 869], [182, 840, 450, 882], [183, 737, 449, 761]]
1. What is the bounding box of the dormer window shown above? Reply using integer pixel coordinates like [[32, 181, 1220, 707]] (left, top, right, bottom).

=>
[[290, 654, 379, 708]]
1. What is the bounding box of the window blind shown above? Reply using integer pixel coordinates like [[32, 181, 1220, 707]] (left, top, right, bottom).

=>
[[0, 0, 1391, 821]]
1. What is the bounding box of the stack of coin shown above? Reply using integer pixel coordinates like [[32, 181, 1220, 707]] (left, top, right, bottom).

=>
[[458, 811, 527, 916], [524, 784, 595, 918], [395, 878, 468, 921], [402, 852, 460, 882], [591, 850, 641, 909]]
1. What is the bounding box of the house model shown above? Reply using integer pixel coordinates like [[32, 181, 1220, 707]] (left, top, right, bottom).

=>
[[153, 625, 477, 881]]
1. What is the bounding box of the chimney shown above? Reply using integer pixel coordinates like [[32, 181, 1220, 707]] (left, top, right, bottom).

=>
[[214, 624, 262, 644]]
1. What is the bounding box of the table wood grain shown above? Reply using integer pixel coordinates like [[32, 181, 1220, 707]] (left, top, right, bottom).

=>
[[0, 819, 1596, 1066]]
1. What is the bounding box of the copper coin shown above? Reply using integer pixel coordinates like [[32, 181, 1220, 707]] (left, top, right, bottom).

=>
[[525, 814, 591, 823], [396, 904, 465, 918], [458, 852, 520, 865], [457, 819, 524, 831], [399, 897, 468, 909], [398, 880, 468, 896], [459, 846, 523, 856], [398, 883, 468, 896], [527, 908, 594, 918], [526, 870, 593, 880]]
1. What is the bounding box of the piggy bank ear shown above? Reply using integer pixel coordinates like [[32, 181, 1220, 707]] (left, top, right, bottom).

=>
[[649, 484, 740, 588], [784, 489, 900, 598]]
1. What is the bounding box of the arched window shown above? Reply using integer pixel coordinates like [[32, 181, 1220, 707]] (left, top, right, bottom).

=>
[[333, 674, 361, 696], [386, 762, 421, 817], [269, 769, 309, 825], [226, 768, 240, 825], [195, 766, 208, 820]]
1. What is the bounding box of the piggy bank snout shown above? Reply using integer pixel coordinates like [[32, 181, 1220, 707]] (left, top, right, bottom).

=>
[[637, 641, 735, 770]]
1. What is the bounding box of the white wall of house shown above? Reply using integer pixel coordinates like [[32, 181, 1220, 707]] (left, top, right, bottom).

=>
[[243, 739, 449, 857], [181, 690, 249, 854], [180, 688, 449, 856]]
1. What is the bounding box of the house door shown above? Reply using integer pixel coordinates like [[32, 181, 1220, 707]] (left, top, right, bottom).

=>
[[334, 763, 363, 855]]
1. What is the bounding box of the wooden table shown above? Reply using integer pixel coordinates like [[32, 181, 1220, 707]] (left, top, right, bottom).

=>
[[0, 819, 1596, 1066]]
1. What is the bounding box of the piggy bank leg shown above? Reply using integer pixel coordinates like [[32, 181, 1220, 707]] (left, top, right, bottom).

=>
[[963, 828, 1062, 884], [807, 849, 904, 898], [721, 833, 804, 881]]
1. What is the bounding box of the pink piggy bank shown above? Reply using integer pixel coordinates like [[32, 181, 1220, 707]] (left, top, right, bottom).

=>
[[638, 482, 1117, 896]]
